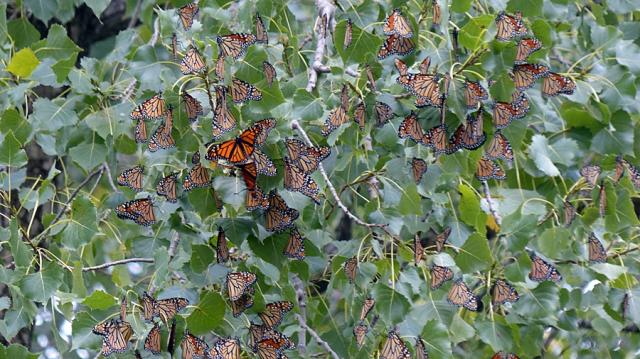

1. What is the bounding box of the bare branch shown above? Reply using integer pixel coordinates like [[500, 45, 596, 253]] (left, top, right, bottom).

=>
[[102, 162, 121, 193], [306, 0, 336, 92], [295, 314, 340, 359], [82, 258, 154, 272], [292, 275, 307, 355], [481, 180, 501, 225]]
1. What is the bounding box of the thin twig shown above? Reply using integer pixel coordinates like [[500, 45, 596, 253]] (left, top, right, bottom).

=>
[[294, 314, 340, 359], [148, 232, 181, 294], [306, 0, 336, 91], [292, 275, 307, 355], [102, 162, 120, 193], [148, 18, 160, 46], [89, 166, 105, 195], [127, 0, 143, 29], [481, 180, 501, 225], [290, 120, 386, 229], [82, 258, 154, 272]]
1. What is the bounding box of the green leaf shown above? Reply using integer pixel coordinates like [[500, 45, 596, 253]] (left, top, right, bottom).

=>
[[604, 186, 640, 231], [591, 111, 634, 156], [190, 245, 215, 273], [84, 102, 131, 140], [6, 48, 39, 78], [7, 19, 40, 50], [31, 97, 79, 132], [84, 0, 110, 18], [68, 142, 107, 172], [458, 183, 487, 235], [82, 290, 117, 310], [474, 320, 513, 352], [0, 4, 6, 44], [23, 0, 57, 22], [186, 291, 225, 334], [32, 24, 82, 61], [0, 109, 32, 144], [0, 131, 27, 168], [52, 54, 78, 82], [371, 283, 410, 325], [459, 15, 492, 51], [528, 134, 560, 176], [334, 19, 381, 65], [60, 195, 99, 249], [0, 344, 39, 359], [420, 320, 452, 359], [8, 220, 31, 269], [72, 262, 87, 297], [507, 0, 543, 17], [455, 233, 493, 273], [449, 313, 475, 344], [398, 184, 422, 215], [451, 0, 472, 13], [19, 263, 63, 303]]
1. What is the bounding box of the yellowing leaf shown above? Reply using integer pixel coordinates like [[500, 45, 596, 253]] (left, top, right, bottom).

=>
[[7, 48, 40, 78]]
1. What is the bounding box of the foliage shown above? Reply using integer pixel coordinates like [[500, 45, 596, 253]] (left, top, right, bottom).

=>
[[1, 0, 640, 358]]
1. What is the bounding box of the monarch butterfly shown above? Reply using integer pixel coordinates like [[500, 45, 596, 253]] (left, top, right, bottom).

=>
[[230, 78, 262, 104], [623, 160, 640, 188], [148, 107, 176, 152], [383, 8, 413, 38], [321, 106, 349, 136], [141, 291, 189, 324], [510, 91, 530, 118], [215, 56, 225, 80], [283, 158, 321, 203], [131, 94, 166, 120], [117, 165, 144, 191], [447, 279, 480, 311], [515, 37, 542, 64], [255, 329, 295, 356], [180, 47, 205, 75], [377, 34, 415, 59], [230, 287, 254, 317], [344, 18, 353, 49], [365, 65, 377, 92], [353, 322, 368, 348], [216, 226, 229, 263], [529, 253, 562, 282], [563, 200, 576, 226], [419, 56, 431, 75], [205, 125, 262, 164], [255, 13, 268, 44], [430, 265, 453, 290], [180, 331, 208, 359], [542, 72, 576, 97], [284, 227, 305, 260], [412, 232, 425, 265], [495, 11, 527, 41], [425, 124, 451, 155], [476, 156, 507, 181], [580, 164, 601, 187], [156, 172, 179, 203], [511, 63, 549, 91], [463, 80, 488, 109], [435, 227, 451, 252], [253, 149, 277, 176], [252, 118, 276, 147], [209, 337, 242, 359], [492, 352, 520, 359], [263, 61, 276, 87], [380, 330, 411, 359], [492, 91, 529, 129], [286, 138, 330, 174], [432, 0, 441, 27], [492, 279, 519, 305], [599, 180, 606, 217], [398, 112, 428, 145], [120, 296, 127, 321], [411, 158, 428, 184], [171, 32, 179, 60], [226, 271, 257, 301], [360, 297, 375, 321], [217, 33, 257, 59], [344, 256, 358, 283], [450, 112, 486, 151], [211, 86, 237, 139], [354, 101, 366, 130], [248, 322, 267, 352], [182, 92, 203, 123], [375, 101, 394, 127], [144, 323, 161, 355], [92, 319, 133, 356], [485, 130, 513, 162], [394, 58, 409, 76], [588, 232, 607, 263], [397, 74, 441, 106], [237, 161, 258, 191], [177, 2, 199, 31], [340, 84, 350, 111], [115, 197, 156, 226], [265, 190, 299, 232], [191, 150, 201, 165], [135, 119, 147, 143], [183, 163, 210, 191], [259, 301, 294, 328], [613, 155, 625, 183]]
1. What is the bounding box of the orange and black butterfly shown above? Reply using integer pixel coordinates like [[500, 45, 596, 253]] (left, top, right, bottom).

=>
[[495, 11, 527, 41], [563, 200, 576, 226], [156, 172, 179, 203], [253, 149, 277, 176], [411, 158, 428, 184], [183, 163, 210, 191], [425, 124, 451, 155], [284, 158, 320, 203], [580, 164, 601, 187], [365, 65, 377, 92], [216, 226, 229, 263], [383, 8, 413, 38], [450, 111, 486, 151], [230, 287, 254, 317], [354, 101, 366, 129], [263, 61, 276, 87], [613, 155, 625, 183], [117, 165, 144, 191], [255, 13, 268, 44], [492, 91, 529, 129], [238, 161, 259, 191], [344, 18, 353, 49], [92, 319, 133, 356], [148, 106, 176, 152], [432, 0, 441, 27], [180, 331, 208, 359], [353, 322, 368, 348], [182, 92, 203, 122], [600, 181, 607, 217], [115, 197, 155, 226], [141, 291, 189, 324], [529, 253, 562, 282], [380, 330, 411, 359], [377, 34, 415, 59], [252, 118, 276, 147], [360, 297, 375, 321], [485, 130, 513, 162], [588, 232, 607, 263], [248, 322, 268, 352], [397, 73, 441, 106], [413, 232, 425, 264], [394, 58, 409, 76], [447, 279, 480, 311], [135, 119, 147, 143], [463, 80, 488, 109], [340, 84, 350, 111], [180, 47, 205, 75], [374, 101, 394, 127], [144, 323, 161, 355], [542, 72, 576, 97], [398, 112, 428, 145], [511, 63, 549, 91], [177, 2, 199, 30], [515, 38, 542, 64], [492, 279, 519, 305], [492, 352, 520, 359], [415, 336, 428, 359], [265, 190, 299, 232], [209, 337, 242, 359], [259, 301, 294, 328], [255, 330, 295, 358], [285, 138, 330, 174], [226, 271, 257, 301], [229, 78, 262, 104], [284, 227, 305, 260], [344, 256, 358, 283], [212, 86, 237, 139], [419, 56, 431, 75], [205, 124, 264, 164], [476, 156, 506, 181], [217, 33, 257, 59], [623, 159, 640, 188], [321, 106, 349, 136], [430, 265, 453, 290], [215, 56, 225, 80], [435, 227, 451, 252], [131, 94, 166, 120]]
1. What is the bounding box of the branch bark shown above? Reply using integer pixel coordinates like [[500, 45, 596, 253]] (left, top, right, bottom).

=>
[[291, 274, 307, 355], [481, 180, 501, 225], [306, 0, 336, 92], [82, 257, 154, 272], [294, 314, 340, 359]]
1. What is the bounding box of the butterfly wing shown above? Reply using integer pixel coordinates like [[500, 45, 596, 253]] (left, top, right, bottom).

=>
[[182, 93, 203, 122], [284, 227, 305, 260], [183, 164, 210, 191], [321, 106, 349, 136], [430, 265, 453, 290], [177, 3, 199, 30], [263, 61, 276, 87], [156, 172, 179, 203], [144, 323, 162, 354]]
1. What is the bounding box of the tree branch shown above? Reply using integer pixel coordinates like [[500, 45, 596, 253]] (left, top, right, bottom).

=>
[[82, 257, 154, 272], [306, 0, 336, 92], [102, 162, 121, 193], [292, 274, 307, 355], [481, 180, 501, 225], [294, 314, 340, 359]]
